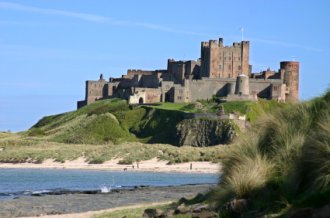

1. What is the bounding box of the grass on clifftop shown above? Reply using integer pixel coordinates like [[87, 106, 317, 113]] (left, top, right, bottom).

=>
[[147, 99, 284, 123], [210, 90, 330, 216], [0, 137, 224, 164]]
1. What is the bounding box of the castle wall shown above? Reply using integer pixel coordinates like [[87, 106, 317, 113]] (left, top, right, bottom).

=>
[[129, 87, 161, 104], [184, 60, 200, 79], [117, 78, 136, 89], [125, 69, 155, 79], [173, 85, 188, 103], [249, 79, 283, 99], [167, 59, 186, 84], [161, 81, 174, 102], [186, 78, 236, 102], [140, 74, 161, 88], [185, 78, 283, 102]]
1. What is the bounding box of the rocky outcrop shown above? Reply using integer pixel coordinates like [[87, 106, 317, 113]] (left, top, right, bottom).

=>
[[176, 118, 235, 147]]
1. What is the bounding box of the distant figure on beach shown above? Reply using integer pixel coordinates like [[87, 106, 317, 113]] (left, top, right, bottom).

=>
[[137, 161, 140, 168], [190, 163, 192, 170], [132, 165, 135, 169], [123, 168, 127, 171]]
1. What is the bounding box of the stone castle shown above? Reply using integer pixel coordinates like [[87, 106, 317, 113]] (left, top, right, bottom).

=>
[[77, 37, 299, 108]]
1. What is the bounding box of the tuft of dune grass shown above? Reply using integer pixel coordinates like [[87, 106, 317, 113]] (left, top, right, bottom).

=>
[[211, 90, 330, 215]]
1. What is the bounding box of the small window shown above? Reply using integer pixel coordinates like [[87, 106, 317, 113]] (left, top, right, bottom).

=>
[[238, 65, 241, 70], [228, 64, 232, 70]]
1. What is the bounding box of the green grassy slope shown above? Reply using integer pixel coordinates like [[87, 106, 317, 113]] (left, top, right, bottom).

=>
[[27, 99, 187, 145], [210, 90, 330, 216], [27, 98, 284, 145], [29, 99, 134, 144]]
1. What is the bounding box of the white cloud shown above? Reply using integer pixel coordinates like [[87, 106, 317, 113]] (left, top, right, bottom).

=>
[[0, 2, 106, 22], [0, 2, 206, 36], [0, 2, 320, 50]]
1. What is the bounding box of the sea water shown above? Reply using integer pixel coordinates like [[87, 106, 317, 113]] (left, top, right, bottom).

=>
[[0, 168, 218, 199]]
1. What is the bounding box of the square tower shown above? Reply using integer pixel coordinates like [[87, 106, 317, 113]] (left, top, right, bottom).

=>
[[200, 38, 250, 78]]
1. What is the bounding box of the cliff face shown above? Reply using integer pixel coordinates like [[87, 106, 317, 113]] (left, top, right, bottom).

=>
[[176, 118, 235, 147]]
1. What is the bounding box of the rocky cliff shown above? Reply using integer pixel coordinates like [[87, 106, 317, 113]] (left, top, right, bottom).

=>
[[176, 118, 236, 147]]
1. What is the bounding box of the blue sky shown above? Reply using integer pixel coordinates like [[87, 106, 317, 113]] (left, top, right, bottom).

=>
[[0, 0, 329, 131]]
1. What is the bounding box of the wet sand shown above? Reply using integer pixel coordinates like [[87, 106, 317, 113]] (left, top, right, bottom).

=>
[[0, 184, 215, 218]]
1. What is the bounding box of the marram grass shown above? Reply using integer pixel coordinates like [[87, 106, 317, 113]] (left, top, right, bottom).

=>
[[211, 90, 330, 216]]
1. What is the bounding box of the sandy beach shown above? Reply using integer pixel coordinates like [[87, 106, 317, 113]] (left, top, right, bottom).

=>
[[0, 157, 221, 174]]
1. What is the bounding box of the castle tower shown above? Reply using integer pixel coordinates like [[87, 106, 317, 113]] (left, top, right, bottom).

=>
[[235, 74, 249, 95], [200, 38, 250, 79], [280, 61, 299, 102], [241, 41, 250, 76]]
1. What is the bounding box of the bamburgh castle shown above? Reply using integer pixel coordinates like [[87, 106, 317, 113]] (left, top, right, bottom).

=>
[[77, 37, 299, 108]]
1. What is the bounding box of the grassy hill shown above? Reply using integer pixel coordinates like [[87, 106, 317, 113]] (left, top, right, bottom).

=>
[[28, 99, 186, 145], [27, 98, 284, 145], [0, 97, 286, 164], [210, 90, 330, 216]]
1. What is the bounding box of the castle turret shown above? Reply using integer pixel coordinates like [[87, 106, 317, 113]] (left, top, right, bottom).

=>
[[235, 74, 249, 95], [281, 61, 299, 102]]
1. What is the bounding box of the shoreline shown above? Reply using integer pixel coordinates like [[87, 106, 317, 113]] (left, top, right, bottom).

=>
[[0, 184, 215, 218], [0, 157, 220, 174]]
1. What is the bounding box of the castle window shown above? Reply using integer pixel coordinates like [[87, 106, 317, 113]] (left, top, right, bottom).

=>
[[178, 96, 182, 100], [228, 64, 232, 70], [224, 57, 227, 61], [238, 65, 241, 70], [229, 57, 231, 61]]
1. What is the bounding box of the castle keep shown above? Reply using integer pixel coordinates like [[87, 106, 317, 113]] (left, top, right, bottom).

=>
[[77, 37, 299, 108]]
